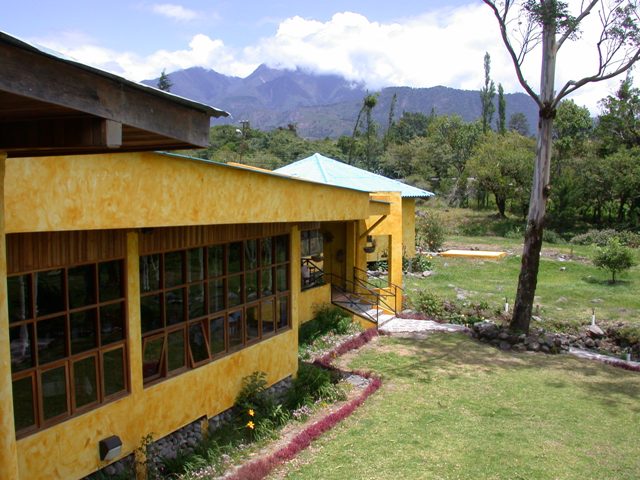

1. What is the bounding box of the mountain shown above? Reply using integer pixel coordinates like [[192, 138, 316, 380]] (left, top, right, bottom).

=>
[[144, 65, 538, 139]]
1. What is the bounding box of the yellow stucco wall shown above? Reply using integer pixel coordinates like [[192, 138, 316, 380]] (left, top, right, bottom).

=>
[[298, 284, 332, 324], [0, 153, 20, 480], [13, 230, 300, 480], [362, 192, 404, 312], [5, 153, 372, 234], [402, 198, 417, 258]]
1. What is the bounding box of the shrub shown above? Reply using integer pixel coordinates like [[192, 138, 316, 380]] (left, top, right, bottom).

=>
[[416, 210, 446, 251], [299, 306, 352, 346], [410, 290, 444, 318], [286, 363, 345, 409], [542, 228, 565, 244], [571, 229, 639, 248], [592, 238, 637, 283], [403, 253, 433, 273]]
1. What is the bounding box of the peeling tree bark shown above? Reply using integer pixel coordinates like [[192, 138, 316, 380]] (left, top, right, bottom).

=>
[[510, 19, 556, 333]]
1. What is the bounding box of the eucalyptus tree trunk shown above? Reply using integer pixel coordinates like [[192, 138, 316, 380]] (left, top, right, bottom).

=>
[[510, 22, 556, 333]]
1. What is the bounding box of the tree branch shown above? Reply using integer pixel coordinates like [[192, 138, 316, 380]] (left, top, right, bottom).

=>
[[483, 0, 542, 107], [557, 0, 599, 49]]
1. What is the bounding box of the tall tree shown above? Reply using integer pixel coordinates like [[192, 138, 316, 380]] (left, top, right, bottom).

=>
[[484, 0, 640, 333], [596, 76, 640, 154], [508, 112, 531, 136], [384, 93, 398, 151], [157, 69, 173, 92], [480, 52, 496, 133], [348, 93, 380, 168], [497, 83, 507, 134]]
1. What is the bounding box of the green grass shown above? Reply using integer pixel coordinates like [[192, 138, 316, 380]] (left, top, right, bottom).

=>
[[406, 234, 640, 331], [275, 334, 640, 480]]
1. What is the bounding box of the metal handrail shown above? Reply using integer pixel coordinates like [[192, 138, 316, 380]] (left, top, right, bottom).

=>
[[325, 271, 380, 324], [301, 258, 326, 291], [353, 266, 402, 314]]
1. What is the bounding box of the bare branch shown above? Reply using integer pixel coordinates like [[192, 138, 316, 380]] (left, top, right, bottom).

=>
[[483, 0, 542, 107], [557, 0, 599, 49], [553, 48, 640, 105]]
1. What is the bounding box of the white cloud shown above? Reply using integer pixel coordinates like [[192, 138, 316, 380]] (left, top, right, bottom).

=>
[[31, 3, 636, 113], [151, 3, 198, 21]]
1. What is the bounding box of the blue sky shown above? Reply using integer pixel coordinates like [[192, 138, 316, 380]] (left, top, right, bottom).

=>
[[4, 1, 636, 113]]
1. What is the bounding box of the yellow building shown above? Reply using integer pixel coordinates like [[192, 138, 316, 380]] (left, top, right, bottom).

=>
[[0, 32, 429, 479]]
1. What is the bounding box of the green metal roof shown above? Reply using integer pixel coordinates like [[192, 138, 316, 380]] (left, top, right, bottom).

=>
[[274, 153, 434, 198]]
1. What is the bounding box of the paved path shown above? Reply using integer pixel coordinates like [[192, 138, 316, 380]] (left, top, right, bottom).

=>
[[379, 317, 468, 334], [569, 347, 640, 369]]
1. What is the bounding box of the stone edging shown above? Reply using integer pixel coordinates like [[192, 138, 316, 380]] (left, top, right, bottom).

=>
[[226, 329, 382, 480]]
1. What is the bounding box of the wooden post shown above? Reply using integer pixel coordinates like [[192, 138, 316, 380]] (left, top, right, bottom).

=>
[[0, 152, 20, 479]]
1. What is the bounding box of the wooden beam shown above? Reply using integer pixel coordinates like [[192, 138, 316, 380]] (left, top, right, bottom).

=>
[[0, 117, 123, 152], [0, 41, 216, 147]]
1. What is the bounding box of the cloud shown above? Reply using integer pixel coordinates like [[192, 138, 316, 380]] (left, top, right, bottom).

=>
[[151, 3, 198, 21], [30, 3, 635, 113], [33, 32, 256, 81]]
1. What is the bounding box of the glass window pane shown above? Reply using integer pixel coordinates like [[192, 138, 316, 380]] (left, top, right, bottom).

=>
[[70, 309, 97, 354], [208, 279, 225, 313], [209, 316, 225, 356], [310, 230, 323, 256], [10, 324, 34, 372], [37, 316, 66, 364], [246, 271, 258, 302], [245, 239, 258, 270], [41, 366, 68, 420], [35, 269, 64, 317], [228, 242, 242, 274], [141, 294, 163, 334], [12, 376, 35, 431], [164, 251, 184, 288], [187, 248, 205, 282], [142, 337, 164, 380], [189, 322, 209, 364], [100, 303, 125, 345], [301, 231, 310, 257], [188, 284, 206, 319], [73, 356, 98, 408], [103, 347, 126, 396], [140, 255, 161, 293], [261, 268, 274, 297], [8, 275, 32, 323], [277, 295, 290, 330], [168, 330, 185, 372], [261, 299, 275, 335], [276, 265, 288, 292], [228, 274, 243, 308], [165, 288, 185, 326], [228, 310, 243, 349], [246, 305, 259, 341], [99, 260, 124, 302], [275, 235, 288, 263], [207, 245, 224, 277], [68, 264, 96, 309], [261, 237, 273, 266]]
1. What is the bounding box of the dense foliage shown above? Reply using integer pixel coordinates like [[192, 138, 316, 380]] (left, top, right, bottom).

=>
[[195, 78, 640, 233]]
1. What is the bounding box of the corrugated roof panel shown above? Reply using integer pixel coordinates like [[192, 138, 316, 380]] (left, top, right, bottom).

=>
[[274, 153, 434, 198]]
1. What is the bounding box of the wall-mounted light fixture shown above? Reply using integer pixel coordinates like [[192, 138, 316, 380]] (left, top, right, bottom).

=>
[[99, 435, 122, 462]]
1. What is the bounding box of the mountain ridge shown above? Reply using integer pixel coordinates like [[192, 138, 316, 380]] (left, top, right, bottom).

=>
[[143, 65, 538, 138]]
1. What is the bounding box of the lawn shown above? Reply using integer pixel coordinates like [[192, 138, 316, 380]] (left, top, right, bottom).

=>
[[405, 235, 640, 331], [274, 334, 640, 480]]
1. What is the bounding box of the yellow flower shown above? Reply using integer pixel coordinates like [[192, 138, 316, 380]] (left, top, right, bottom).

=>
[[246, 421, 255, 430], [248, 409, 255, 417]]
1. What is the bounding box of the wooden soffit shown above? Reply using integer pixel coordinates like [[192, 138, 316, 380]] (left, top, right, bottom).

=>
[[0, 32, 228, 157]]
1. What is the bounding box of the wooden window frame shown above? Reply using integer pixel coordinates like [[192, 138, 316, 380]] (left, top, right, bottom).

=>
[[139, 234, 291, 386], [8, 259, 128, 438]]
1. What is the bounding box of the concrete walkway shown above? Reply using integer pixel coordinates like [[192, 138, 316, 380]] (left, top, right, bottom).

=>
[[569, 347, 640, 370], [379, 317, 468, 334]]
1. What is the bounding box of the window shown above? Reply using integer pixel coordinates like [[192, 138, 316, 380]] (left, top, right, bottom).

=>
[[8, 260, 128, 436], [301, 229, 323, 258], [139, 235, 290, 384], [301, 229, 324, 290]]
